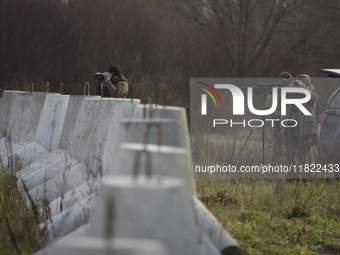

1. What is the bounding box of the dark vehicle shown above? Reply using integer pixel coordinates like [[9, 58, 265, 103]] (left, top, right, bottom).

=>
[[315, 69, 340, 163]]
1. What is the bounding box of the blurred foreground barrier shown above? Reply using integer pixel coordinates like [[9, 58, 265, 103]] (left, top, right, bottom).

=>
[[90, 176, 199, 255], [48, 237, 167, 255], [194, 197, 243, 255]]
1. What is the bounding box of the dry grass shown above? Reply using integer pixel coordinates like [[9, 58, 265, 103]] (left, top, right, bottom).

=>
[[193, 126, 340, 254], [196, 178, 340, 254], [0, 126, 38, 254]]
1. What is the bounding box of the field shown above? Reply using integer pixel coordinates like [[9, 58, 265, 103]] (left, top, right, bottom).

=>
[[197, 178, 340, 254], [192, 124, 340, 254]]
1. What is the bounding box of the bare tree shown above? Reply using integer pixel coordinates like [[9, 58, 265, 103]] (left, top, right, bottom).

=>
[[170, 0, 308, 76]]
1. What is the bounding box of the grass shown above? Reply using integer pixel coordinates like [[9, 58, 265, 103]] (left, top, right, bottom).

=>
[[196, 178, 340, 255], [0, 127, 39, 254], [192, 124, 340, 254], [0, 165, 39, 254]]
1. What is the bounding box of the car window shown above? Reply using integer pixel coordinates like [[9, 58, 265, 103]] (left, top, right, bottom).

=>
[[329, 91, 340, 109]]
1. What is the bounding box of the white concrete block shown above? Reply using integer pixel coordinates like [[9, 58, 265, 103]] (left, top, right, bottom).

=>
[[193, 196, 243, 255], [198, 230, 223, 255], [7, 93, 34, 143], [0, 137, 6, 153], [0, 140, 48, 170], [82, 99, 132, 171], [90, 176, 199, 255], [16, 149, 69, 179], [8, 92, 48, 143], [81, 99, 140, 172], [48, 237, 167, 255], [58, 95, 100, 151], [134, 104, 190, 146], [108, 143, 195, 194], [0, 91, 25, 132], [117, 118, 185, 147], [35, 95, 70, 152], [42, 178, 100, 217], [67, 98, 102, 162], [100, 103, 142, 173], [28, 163, 89, 208], [0, 140, 32, 161], [39, 194, 97, 244], [18, 155, 78, 192]]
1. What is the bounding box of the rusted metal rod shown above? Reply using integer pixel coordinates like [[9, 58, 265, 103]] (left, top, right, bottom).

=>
[[13, 81, 19, 91], [155, 85, 167, 107], [84, 82, 90, 96], [144, 122, 162, 148], [131, 84, 143, 104], [143, 97, 153, 119], [45, 81, 50, 92], [27, 82, 34, 95], [105, 197, 115, 240], [60, 82, 64, 95], [132, 150, 153, 180]]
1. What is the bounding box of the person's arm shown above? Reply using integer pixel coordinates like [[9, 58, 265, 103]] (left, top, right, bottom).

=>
[[296, 84, 318, 106], [308, 87, 318, 106], [104, 73, 117, 96]]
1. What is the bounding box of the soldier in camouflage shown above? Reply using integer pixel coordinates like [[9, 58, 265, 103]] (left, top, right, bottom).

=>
[[296, 74, 318, 165], [281, 74, 318, 170], [265, 71, 293, 166], [103, 65, 129, 98]]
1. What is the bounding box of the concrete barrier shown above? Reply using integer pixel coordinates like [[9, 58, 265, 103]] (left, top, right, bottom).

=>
[[34, 95, 70, 152], [42, 178, 100, 217], [28, 162, 89, 208], [109, 143, 195, 194], [193, 196, 243, 255], [8, 92, 48, 143], [64, 98, 102, 163], [0, 90, 25, 133], [39, 193, 97, 244], [198, 230, 223, 255], [58, 95, 100, 151], [16, 149, 69, 179], [48, 237, 167, 255], [18, 155, 79, 193], [0, 92, 52, 168], [0, 140, 48, 170], [89, 176, 199, 255], [0, 92, 243, 254], [117, 118, 185, 147], [82, 98, 141, 172], [14, 96, 101, 192], [0, 93, 32, 150], [116, 104, 195, 193], [101, 104, 190, 170]]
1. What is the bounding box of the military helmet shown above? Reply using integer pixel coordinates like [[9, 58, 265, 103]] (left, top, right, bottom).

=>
[[279, 71, 292, 78], [297, 74, 311, 87]]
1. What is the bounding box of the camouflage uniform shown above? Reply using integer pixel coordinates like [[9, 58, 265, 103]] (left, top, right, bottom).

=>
[[105, 74, 129, 98], [296, 74, 318, 164], [281, 76, 318, 170], [96, 65, 129, 98], [265, 71, 292, 165]]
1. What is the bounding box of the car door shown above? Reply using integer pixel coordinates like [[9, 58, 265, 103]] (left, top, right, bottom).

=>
[[319, 89, 340, 160]]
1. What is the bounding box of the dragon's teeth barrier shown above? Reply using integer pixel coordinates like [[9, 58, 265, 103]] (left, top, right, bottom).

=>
[[0, 90, 243, 255]]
